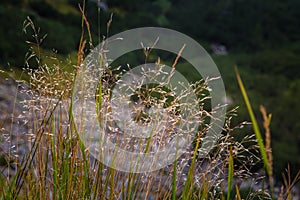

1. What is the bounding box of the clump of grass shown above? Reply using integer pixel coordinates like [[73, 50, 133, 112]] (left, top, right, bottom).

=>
[[0, 4, 299, 200]]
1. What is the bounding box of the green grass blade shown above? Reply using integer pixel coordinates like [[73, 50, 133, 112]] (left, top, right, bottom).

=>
[[235, 67, 271, 176], [182, 136, 201, 199], [1, 171, 17, 199], [51, 118, 58, 200]]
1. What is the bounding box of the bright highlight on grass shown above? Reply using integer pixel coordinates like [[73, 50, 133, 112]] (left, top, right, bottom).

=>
[[72, 27, 227, 173]]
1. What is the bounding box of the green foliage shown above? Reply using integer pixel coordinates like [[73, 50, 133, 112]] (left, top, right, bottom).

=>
[[169, 0, 300, 51], [250, 48, 300, 79], [0, 1, 81, 68], [0, 5, 29, 67], [271, 80, 300, 178]]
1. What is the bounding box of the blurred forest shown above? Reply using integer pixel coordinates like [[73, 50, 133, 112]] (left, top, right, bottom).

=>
[[0, 0, 299, 183]]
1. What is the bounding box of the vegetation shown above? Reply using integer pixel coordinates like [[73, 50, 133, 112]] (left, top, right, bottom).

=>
[[0, 0, 299, 199]]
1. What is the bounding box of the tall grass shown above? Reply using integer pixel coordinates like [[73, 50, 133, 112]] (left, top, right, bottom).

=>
[[0, 6, 299, 200]]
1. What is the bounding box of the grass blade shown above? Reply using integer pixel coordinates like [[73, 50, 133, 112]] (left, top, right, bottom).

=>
[[235, 67, 271, 176], [182, 136, 201, 199]]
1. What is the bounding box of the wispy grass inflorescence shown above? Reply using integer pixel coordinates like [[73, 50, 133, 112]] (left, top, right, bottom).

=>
[[0, 53, 266, 199]]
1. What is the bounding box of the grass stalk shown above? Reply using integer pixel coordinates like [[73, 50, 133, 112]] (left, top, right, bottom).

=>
[[235, 184, 241, 200], [171, 157, 177, 200], [235, 67, 271, 176], [260, 105, 274, 195], [227, 145, 234, 200]]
